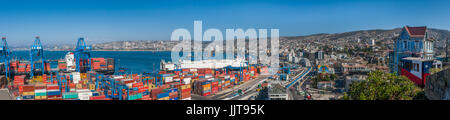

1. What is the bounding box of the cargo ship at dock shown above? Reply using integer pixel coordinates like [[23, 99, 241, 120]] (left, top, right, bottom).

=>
[[0, 36, 270, 100]]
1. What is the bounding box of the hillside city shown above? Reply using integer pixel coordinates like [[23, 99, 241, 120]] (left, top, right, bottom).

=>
[[3, 26, 449, 100]]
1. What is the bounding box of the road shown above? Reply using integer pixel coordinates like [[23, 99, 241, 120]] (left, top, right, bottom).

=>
[[285, 67, 312, 100], [192, 75, 270, 100], [285, 67, 311, 89], [0, 89, 13, 100], [192, 67, 312, 100]]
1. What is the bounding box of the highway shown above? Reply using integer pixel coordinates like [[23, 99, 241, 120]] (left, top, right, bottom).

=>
[[285, 67, 312, 100], [286, 67, 312, 89], [192, 67, 312, 100], [0, 89, 12, 100], [191, 75, 270, 100]]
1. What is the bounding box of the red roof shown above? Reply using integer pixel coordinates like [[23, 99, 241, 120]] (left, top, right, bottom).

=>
[[405, 26, 427, 38]]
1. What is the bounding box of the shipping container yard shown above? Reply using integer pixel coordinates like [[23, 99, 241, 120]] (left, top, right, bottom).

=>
[[2, 1, 450, 119], [0, 37, 272, 100]]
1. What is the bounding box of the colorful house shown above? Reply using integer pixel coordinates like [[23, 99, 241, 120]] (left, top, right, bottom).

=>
[[391, 26, 434, 74], [317, 65, 329, 73]]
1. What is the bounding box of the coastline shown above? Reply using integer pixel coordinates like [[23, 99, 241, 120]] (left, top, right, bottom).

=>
[[91, 49, 171, 52], [10, 49, 171, 52]]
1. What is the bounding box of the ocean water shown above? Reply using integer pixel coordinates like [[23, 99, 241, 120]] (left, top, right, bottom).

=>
[[11, 51, 172, 74]]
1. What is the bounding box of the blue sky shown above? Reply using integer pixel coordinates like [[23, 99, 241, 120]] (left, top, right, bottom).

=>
[[0, 0, 449, 46]]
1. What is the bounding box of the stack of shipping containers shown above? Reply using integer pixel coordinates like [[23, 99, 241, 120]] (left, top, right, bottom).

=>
[[6, 53, 270, 100]]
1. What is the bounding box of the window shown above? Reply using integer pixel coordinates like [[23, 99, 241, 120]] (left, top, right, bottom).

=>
[[403, 41, 407, 49], [414, 41, 419, 50], [416, 63, 420, 72]]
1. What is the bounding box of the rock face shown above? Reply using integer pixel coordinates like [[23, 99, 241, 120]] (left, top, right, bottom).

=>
[[425, 68, 450, 100]]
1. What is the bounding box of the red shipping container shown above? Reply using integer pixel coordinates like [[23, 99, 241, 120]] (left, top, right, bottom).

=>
[[47, 86, 59, 90], [90, 95, 106, 100], [211, 86, 219, 94], [47, 97, 63, 100], [181, 92, 191, 97], [47, 95, 62, 98], [182, 88, 191, 93], [202, 92, 210, 96]]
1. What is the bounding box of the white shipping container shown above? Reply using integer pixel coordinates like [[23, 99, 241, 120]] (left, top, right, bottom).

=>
[[164, 64, 175, 71], [173, 78, 180, 82], [79, 96, 90, 100], [34, 89, 46, 93], [72, 72, 81, 84], [46, 89, 60, 92], [78, 92, 93, 100], [205, 74, 213, 79], [113, 76, 124, 79], [182, 97, 192, 100], [164, 77, 173, 83], [182, 78, 191, 84], [70, 88, 76, 92], [183, 78, 191, 81], [76, 89, 91, 93], [183, 81, 190, 85], [78, 92, 92, 96], [126, 83, 133, 88]]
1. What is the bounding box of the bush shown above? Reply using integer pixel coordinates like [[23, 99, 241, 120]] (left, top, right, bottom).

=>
[[344, 70, 419, 100]]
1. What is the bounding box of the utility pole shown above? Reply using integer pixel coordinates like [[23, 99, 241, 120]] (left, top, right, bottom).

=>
[[446, 38, 449, 63]]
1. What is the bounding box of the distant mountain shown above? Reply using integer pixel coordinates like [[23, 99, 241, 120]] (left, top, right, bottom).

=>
[[91, 40, 179, 51], [279, 27, 449, 49], [76, 27, 450, 52]]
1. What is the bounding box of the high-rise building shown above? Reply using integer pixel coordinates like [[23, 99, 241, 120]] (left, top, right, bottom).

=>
[[316, 50, 324, 60]]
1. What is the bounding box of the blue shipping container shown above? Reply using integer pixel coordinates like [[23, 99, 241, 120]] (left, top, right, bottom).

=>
[[157, 92, 169, 99], [23, 95, 35, 99], [47, 91, 61, 96], [169, 88, 178, 93], [92, 92, 100, 96], [143, 91, 150, 96]]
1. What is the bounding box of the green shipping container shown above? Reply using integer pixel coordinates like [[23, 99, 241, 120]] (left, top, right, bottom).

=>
[[35, 92, 46, 96], [63, 93, 78, 99], [128, 93, 143, 100]]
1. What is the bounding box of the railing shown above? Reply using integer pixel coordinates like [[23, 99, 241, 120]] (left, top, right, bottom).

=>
[[286, 67, 311, 89]]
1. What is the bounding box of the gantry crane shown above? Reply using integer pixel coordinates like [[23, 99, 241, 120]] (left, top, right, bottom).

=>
[[74, 37, 92, 72], [0, 37, 11, 80], [30, 36, 45, 78]]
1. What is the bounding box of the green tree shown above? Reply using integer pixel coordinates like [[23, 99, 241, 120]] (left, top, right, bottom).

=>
[[344, 70, 419, 100], [330, 74, 338, 81], [430, 68, 443, 74]]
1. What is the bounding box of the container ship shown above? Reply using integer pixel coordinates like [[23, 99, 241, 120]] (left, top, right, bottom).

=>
[[0, 37, 270, 100]]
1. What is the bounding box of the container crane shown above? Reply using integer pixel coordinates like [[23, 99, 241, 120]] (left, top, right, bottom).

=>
[[0, 37, 11, 81], [30, 36, 45, 79], [74, 37, 92, 72]]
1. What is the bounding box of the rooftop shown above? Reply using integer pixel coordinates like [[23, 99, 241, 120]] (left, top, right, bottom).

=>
[[268, 83, 287, 94], [401, 57, 434, 62], [405, 26, 427, 38]]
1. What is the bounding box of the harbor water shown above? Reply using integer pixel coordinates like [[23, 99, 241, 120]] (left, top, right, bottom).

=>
[[11, 51, 172, 74]]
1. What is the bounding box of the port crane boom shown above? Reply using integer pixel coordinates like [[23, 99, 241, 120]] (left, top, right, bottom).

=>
[[74, 37, 92, 72], [1, 37, 11, 81], [30, 36, 45, 79]]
